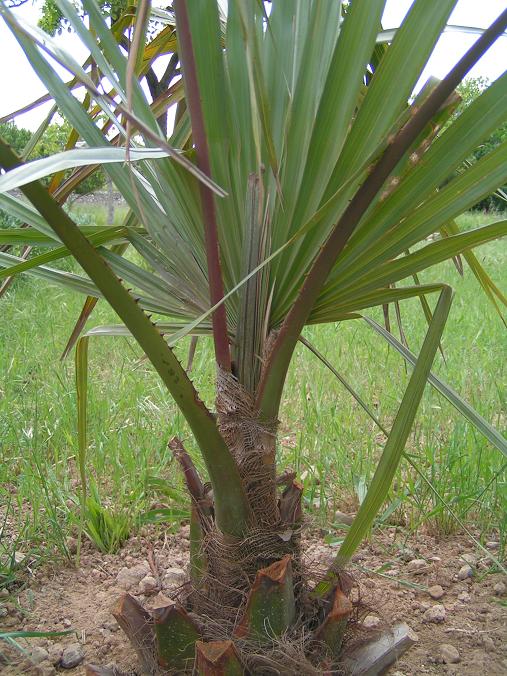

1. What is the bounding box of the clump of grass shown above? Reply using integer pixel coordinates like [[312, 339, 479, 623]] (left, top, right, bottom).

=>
[[81, 495, 131, 554]]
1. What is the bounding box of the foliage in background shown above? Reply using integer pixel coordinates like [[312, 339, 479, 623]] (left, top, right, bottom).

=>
[[0, 119, 106, 196], [38, 0, 128, 34], [456, 77, 507, 212], [0, 122, 31, 155]]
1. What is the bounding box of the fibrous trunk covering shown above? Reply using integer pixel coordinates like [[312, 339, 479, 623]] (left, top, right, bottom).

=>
[[190, 370, 302, 621], [114, 372, 354, 675]]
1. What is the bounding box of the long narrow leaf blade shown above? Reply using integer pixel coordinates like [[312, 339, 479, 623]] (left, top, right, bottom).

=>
[[315, 285, 453, 593]]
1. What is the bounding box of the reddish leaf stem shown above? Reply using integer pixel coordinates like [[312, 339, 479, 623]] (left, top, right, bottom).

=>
[[173, 0, 231, 371]]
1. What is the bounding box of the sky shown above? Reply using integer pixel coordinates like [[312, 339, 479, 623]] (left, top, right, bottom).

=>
[[0, 0, 506, 131]]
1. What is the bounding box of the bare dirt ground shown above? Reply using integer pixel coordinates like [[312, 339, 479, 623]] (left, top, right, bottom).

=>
[[2, 525, 506, 675]]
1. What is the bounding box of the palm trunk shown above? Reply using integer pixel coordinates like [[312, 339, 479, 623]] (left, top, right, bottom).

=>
[[182, 372, 302, 623], [110, 369, 361, 674], [115, 379, 325, 674]]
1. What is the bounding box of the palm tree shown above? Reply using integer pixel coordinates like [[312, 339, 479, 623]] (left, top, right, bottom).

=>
[[0, 0, 506, 672]]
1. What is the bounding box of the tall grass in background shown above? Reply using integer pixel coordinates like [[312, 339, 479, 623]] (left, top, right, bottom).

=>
[[1, 211, 505, 567]]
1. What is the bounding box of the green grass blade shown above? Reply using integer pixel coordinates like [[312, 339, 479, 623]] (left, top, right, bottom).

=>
[[84, 322, 213, 338], [0, 225, 132, 247], [0, 147, 179, 194], [311, 283, 445, 320], [61, 295, 99, 361], [442, 219, 507, 322], [21, 103, 58, 160], [365, 317, 507, 458], [329, 218, 507, 304], [55, 0, 125, 96], [75, 336, 89, 566], [0, 192, 58, 239], [299, 335, 388, 436], [0, 250, 101, 296], [322, 0, 456, 211]]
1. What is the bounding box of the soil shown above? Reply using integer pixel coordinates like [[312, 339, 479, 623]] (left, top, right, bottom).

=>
[[2, 525, 506, 675]]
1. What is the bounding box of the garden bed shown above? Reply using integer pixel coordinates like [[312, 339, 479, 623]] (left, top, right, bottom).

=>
[[2, 525, 506, 675]]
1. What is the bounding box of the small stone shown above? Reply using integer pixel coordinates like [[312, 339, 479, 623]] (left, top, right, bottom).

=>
[[486, 541, 499, 550], [38, 666, 57, 676], [428, 585, 445, 600], [457, 591, 471, 603], [493, 581, 506, 596], [423, 604, 446, 623], [13, 551, 26, 565], [102, 620, 120, 632], [407, 559, 427, 572], [30, 646, 49, 665], [334, 510, 354, 526], [60, 644, 85, 669], [151, 591, 174, 609], [0, 589, 8, 598], [461, 553, 476, 566], [0, 606, 8, 618], [66, 537, 78, 555], [48, 643, 63, 666], [440, 643, 460, 664], [457, 564, 473, 580], [429, 556, 442, 563], [116, 562, 150, 590], [62, 618, 72, 628], [180, 525, 190, 539], [2, 615, 18, 627], [482, 636, 495, 650], [163, 567, 186, 588], [384, 568, 400, 577], [363, 614, 381, 629], [398, 548, 415, 563], [138, 575, 158, 594]]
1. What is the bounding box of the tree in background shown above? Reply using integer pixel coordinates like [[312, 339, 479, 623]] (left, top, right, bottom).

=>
[[34, 120, 106, 195], [38, 0, 178, 136], [456, 77, 507, 211], [0, 121, 31, 154], [0, 119, 105, 195]]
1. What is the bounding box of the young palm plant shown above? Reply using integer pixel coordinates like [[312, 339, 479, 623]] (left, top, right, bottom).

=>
[[1, 0, 507, 672]]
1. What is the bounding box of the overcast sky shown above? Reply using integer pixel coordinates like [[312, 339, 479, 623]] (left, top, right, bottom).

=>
[[0, 0, 506, 130]]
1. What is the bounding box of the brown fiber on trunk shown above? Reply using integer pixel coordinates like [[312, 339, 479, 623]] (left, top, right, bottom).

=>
[[216, 369, 278, 527]]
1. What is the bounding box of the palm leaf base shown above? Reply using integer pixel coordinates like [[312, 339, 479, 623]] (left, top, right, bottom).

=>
[[107, 479, 360, 674]]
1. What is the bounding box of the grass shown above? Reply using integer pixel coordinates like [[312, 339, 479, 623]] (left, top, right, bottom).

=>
[[0, 207, 505, 583]]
